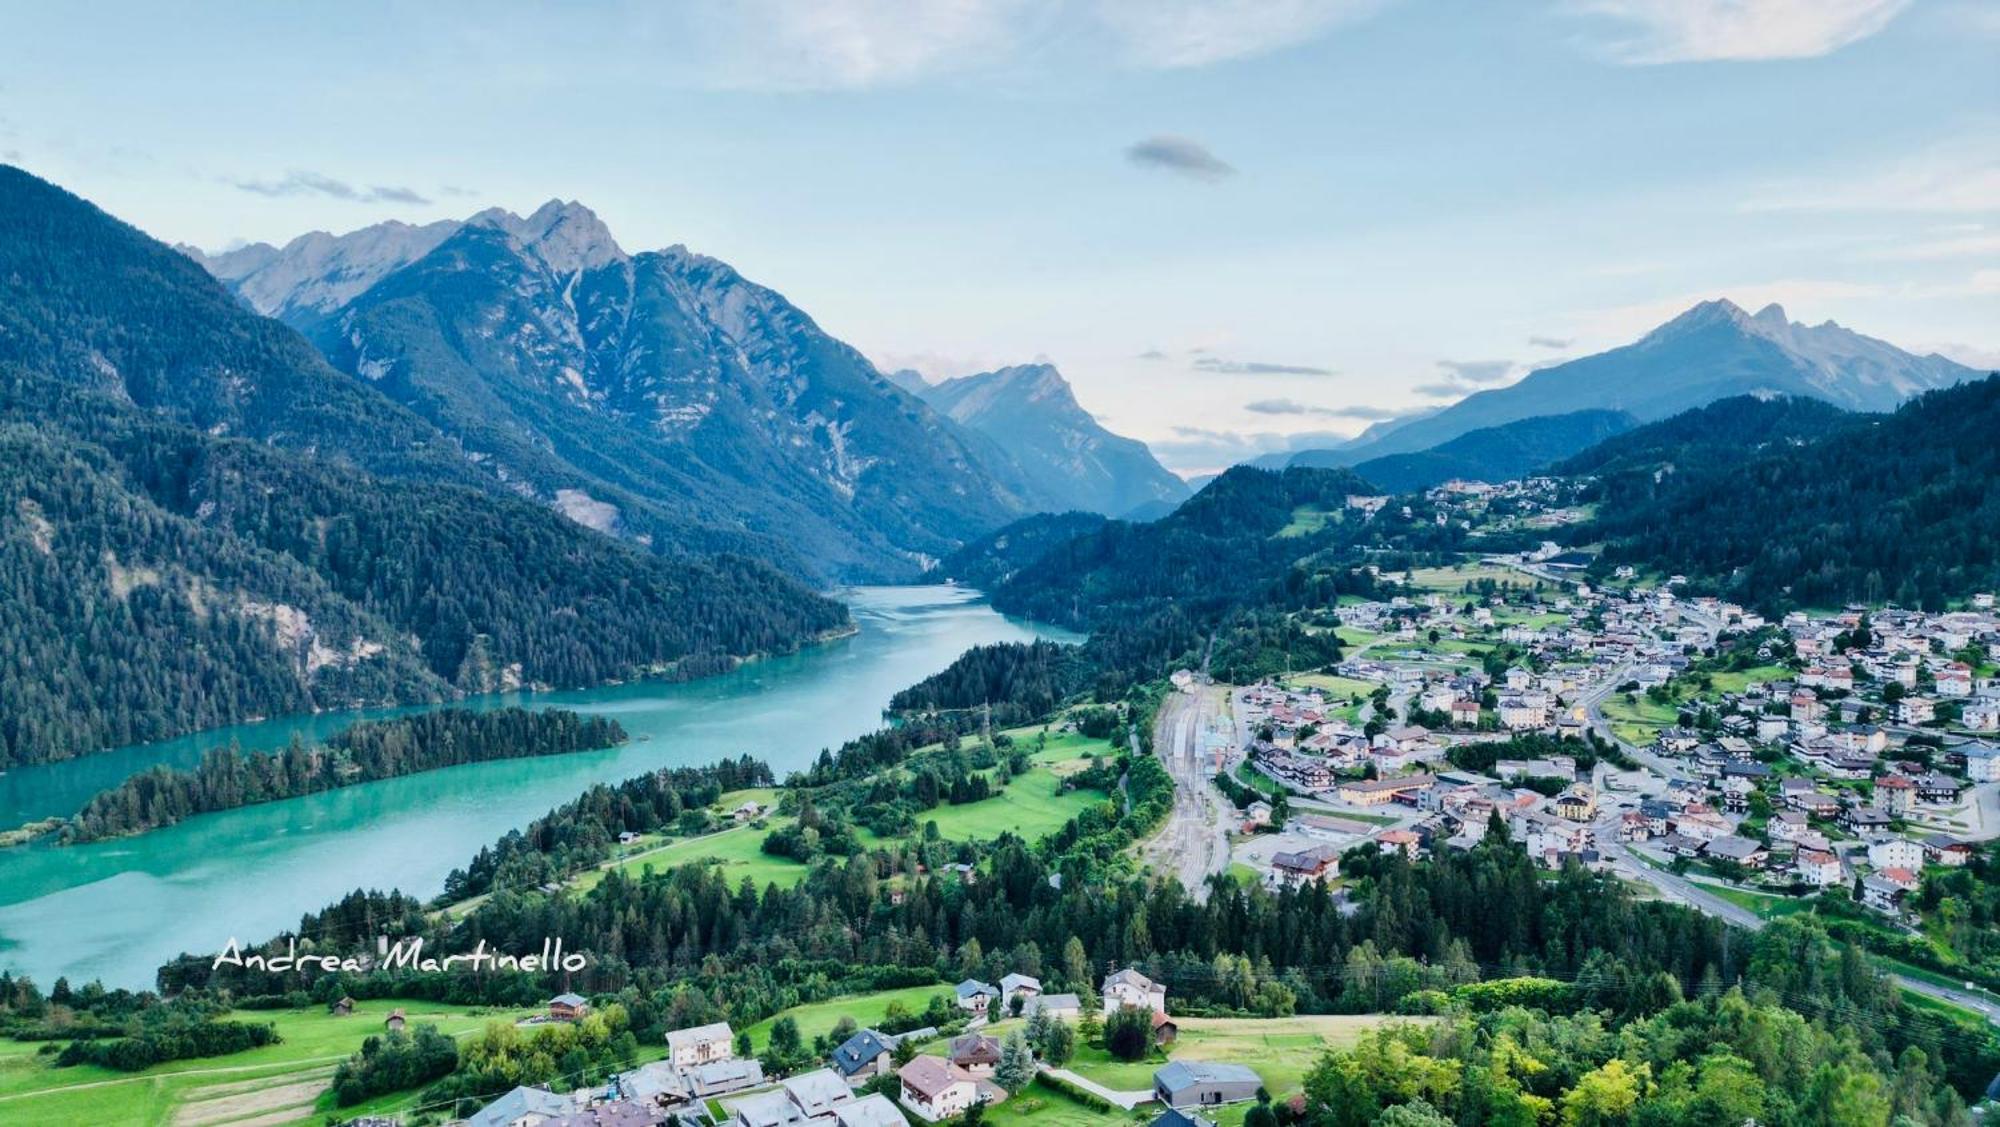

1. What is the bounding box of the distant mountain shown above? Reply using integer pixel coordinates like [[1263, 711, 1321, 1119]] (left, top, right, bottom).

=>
[[929, 510, 1110, 591], [918, 363, 1189, 517], [1287, 299, 1979, 466], [192, 202, 1034, 581], [882, 367, 932, 394], [0, 166, 847, 766], [1313, 408, 1637, 493], [1570, 378, 2000, 611]]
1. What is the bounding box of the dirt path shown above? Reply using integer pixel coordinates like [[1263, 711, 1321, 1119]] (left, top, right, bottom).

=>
[[173, 1073, 329, 1126]]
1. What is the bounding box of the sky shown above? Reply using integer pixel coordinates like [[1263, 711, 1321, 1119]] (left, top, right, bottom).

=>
[[2, 0, 1996, 474]]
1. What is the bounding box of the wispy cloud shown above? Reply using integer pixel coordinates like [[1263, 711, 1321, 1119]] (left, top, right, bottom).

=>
[[651, 0, 1386, 91], [1094, 0, 1387, 68], [1193, 356, 1335, 376], [1136, 348, 1171, 360], [1246, 397, 1397, 418], [1528, 335, 1573, 349], [1743, 141, 2000, 213], [1126, 136, 1235, 181], [229, 170, 433, 205], [1434, 359, 1514, 384], [1861, 230, 2000, 262], [1567, 0, 1911, 64]]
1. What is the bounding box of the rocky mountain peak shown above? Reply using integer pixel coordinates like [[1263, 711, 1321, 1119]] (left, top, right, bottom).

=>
[[468, 199, 625, 275]]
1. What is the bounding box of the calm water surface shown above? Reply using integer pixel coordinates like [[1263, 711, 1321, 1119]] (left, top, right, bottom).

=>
[[0, 586, 1073, 989]]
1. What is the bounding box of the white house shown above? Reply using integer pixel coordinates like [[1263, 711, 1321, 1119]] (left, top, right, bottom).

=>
[[1102, 967, 1168, 1015], [1866, 836, 1925, 872], [898, 1056, 982, 1121], [667, 1021, 735, 1069], [1795, 848, 1844, 887]]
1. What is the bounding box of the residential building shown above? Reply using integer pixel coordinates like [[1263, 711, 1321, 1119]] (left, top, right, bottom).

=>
[[1153, 1062, 1264, 1109], [1102, 968, 1168, 1014], [666, 1021, 735, 1069]]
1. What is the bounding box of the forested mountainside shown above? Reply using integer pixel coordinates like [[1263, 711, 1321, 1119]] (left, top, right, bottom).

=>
[[1324, 408, 1636, 492], [1551, 393, 1852, 477], [988, 466, 1385, 630], [929, 510, 1110, 590], [0, 373, 847, 768], [0, 168, 848, 768], [904, 467, 1404, 706], [206, 202, 1033, 581], [0, 167, 477, 487], [918, 363, 1189, 516], [1574, 376, 2000, 610]]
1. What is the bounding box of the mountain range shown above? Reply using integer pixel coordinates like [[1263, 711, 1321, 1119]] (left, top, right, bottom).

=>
[[915, 363, 1188, 518], [1274, 298, 1981, 469], [1324, 408, 1639, 493], [0, 166, 848, 767], [191, 205, 1182, 579]]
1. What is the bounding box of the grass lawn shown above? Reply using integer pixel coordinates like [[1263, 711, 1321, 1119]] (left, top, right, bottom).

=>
[[741, 985, 955, 1051], [1334, 627, 1385, 649], [1288, 674, 1378, 701], [1276, 507, 1337, 539], [1601, 693, 1677, 744], [1405, 564, 1522, 593], [0, 997, 530, 1127], [987, 1078, 1140, 1127], [1065, 1015, 1419, 1099], [919, 766, 1109, 844], [1705, 885, 1814, 920], [1704, 665, 1792, 695], [576, 818, 813, 892]]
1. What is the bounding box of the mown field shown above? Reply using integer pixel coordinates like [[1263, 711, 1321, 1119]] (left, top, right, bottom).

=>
[[0, 997, 536, 1127]]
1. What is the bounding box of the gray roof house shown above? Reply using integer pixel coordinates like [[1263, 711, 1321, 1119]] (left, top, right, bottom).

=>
[[954, 979, 999, 1009], [689, 1058, 766, 1098], [467, 1086, 578, 1127], [830, 1028, 897, 1079], [832, 1093, 908, 1127], [1154, 1062, 1263, 1108]]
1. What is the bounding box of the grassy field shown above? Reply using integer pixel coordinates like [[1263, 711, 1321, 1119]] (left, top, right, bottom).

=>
[[1705, 884, 1814, 920], [1704, 665, 1792, 695], [1288, 674, 1378, 700], [987, 1077, 1142, 1127], [576, 818, 813, 892], [1063, 1014, 1419, 1099], [0, 997, 533, 1127], [1276, 506, 1337, 539], [1333, 627, 1385, 649], [575, 734, 1112, 894], [740, 985, 955, 1051], [1405, 563, 1522, 593], [1601, 693, 1678, 744], [917, 766, 1108, 843]]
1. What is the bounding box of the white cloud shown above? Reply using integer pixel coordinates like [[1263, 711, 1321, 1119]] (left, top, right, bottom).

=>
[[661, 0, 1385, 90], [1743, 142, 2000, 213], [1862, 231, 2000, 261], [1568, 0, 1911, 64], [1093, 0, 1386, 68], [692, 0, 1046, 91]]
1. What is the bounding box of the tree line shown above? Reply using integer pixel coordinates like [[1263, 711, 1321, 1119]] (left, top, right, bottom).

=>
[[54, 708, 626, 843]]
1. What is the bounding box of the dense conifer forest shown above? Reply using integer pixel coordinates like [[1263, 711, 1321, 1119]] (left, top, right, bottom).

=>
[[55, 709, 626, 843]]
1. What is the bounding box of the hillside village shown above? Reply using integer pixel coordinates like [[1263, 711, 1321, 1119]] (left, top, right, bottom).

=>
[[452, 967, 1256, 1127], [1206, 535, 2000, 951]]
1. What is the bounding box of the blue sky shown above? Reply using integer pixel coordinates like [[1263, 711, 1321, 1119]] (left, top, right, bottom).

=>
[[2, 0, 1995, 472]]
